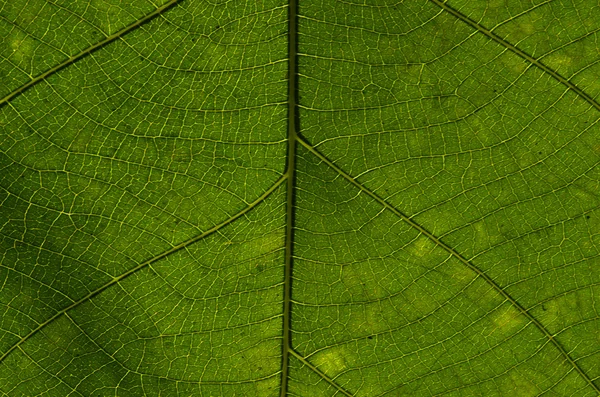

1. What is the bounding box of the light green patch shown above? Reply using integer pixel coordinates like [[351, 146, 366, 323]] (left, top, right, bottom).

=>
[[471, 220, 493, 251], [245, 231, 284, 256], [501, 53, 528, 74], [347, 302, 386, 335], [254, 376, 279, 396], [448, 260, 475, 284], [409, 234, 436, 258], [8, 30, 35, 69], [518, 23, 536, 35], [501, 370, 540, 397], [89, 0, 141, 35], [312, 346, 352, 377], [490, 304, 527, 335], [546, 53, 573, 69], [536, 298, 561, 334]]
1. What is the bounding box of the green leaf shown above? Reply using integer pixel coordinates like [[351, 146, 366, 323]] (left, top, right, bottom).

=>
[[1, 0, 599, 395]]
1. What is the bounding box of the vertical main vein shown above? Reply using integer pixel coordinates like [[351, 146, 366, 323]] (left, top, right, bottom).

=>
[[281, 0, 298, 395]]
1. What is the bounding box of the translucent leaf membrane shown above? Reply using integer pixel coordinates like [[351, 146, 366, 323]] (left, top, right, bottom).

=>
[[295, 0, 600, 395], [1, 0, 600, 395], [1, 0, 287, 394], [0, 0, 178, 99], [0, 183, 286, 395]]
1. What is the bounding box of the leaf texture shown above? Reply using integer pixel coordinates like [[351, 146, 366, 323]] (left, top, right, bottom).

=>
[[1, 0, 599, 396]]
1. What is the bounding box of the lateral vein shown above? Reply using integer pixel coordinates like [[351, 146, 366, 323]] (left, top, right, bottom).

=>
[[429, 0, 600, 114], [296, 136, 600, 394], [0, 174, 287, 364], [0, 0, 181, 107]]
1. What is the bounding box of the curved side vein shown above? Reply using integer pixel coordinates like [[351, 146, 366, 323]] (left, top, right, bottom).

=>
[[0, 174, 287, 364], [429, 0, 600, 114], [0, 0, 182, 107], [296, 136, 600, 394], [288, 349, 354, 397]]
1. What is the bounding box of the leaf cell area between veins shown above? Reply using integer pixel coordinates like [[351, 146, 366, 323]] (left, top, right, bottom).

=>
[[0, 0, 599, 396]]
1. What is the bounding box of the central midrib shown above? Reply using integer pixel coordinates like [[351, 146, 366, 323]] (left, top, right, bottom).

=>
[[3, 0, 597, 394], [278, 1, 600, 395], [280, 0, 299, 395]]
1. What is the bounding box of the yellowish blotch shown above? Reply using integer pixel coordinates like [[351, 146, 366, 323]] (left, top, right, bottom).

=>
[[465, 280, 502, 307], [512, 59, 529, 74], [469, 114, 484, 132], [445, 259, 475, 284], [226, 231, 283, 263], [536, 298, 560, 333], [8, 31, 35, 66], [378, 36, 400, 60], [254, 372, 279, 396], [347, 302, 386, 334], [472, 221, 487, 247], [517, 22, 536, 35], [537, 291, 586, 334], [410, 235, 436, 257], [501, 53, 528, 74], [490, 304, 526, 334], [502, 370, 539, 397], [582, 67, 600, 96], [312, 346, 351, 377], [548, 54, 572, 68], [468, 116, 499, 146], [246, 231, 284, 256]]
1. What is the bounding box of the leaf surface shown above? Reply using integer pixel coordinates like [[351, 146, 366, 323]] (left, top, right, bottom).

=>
[[1, 0, 599, 395]]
